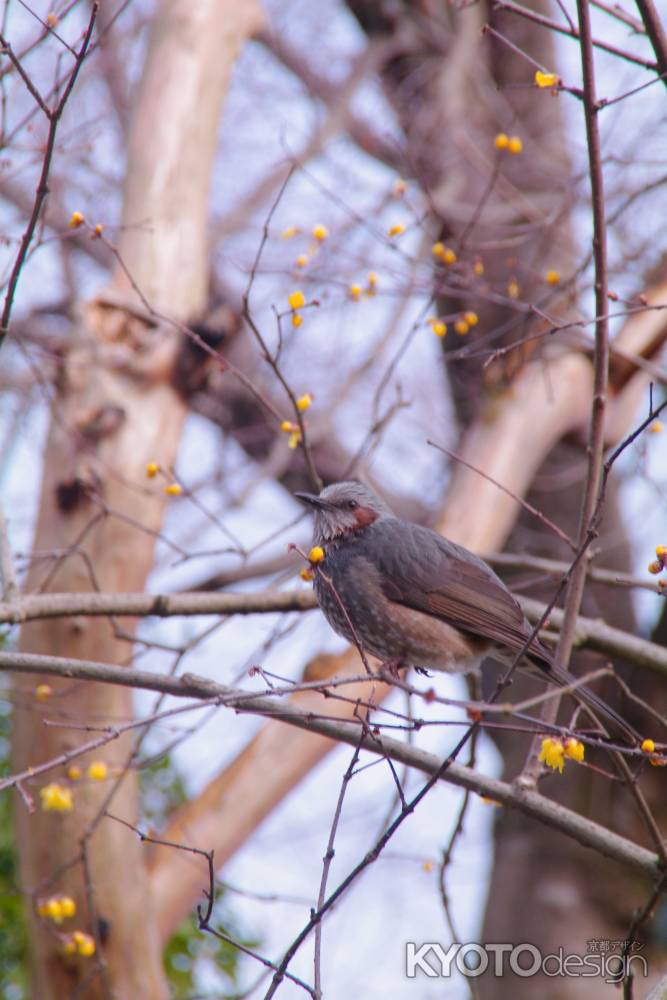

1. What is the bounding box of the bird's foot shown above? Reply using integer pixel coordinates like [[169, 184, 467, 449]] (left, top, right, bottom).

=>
[[378, 656, 405, 680]]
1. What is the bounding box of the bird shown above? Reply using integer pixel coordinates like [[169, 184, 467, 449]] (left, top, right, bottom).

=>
[[295, 480, 639, 745]]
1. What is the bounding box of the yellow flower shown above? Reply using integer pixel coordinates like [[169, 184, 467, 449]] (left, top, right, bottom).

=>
[[281, 420, 296, 433], [432, 241, 445, 258], [93, 223, 103, 237], [538, 737, 565, 773], [473, 258, 484, 276], [308, 546, 325, 564], [564, 738, 585, 762], [432, 321, 447, 338], [296, 254, 309, 268], [292, 312, 303, 328], [443, 247, 457, 264], [422, 860, 434, 873], [648, 560, 663, 575], [288, 290, 305, 310], [367, 272, 379, 293], [656, 545, 667, 559], [494, 132, 509, 150], [40, 783, 73, 811], [650, 420, 663, 433], [349, 283, 362, 301], [46, 12, 58, 27], [388, 223, 405, 237], [507, 278, 520, 299], [281, 226, 298, 239], [39, 895, 76, 923], [73, 930, 96, 957], [164, 483, 182, 496], [145, 462, 160, 478], [35, 684, 52, 701], [508, 136, 523, 155], [546, 269, 560, 286], [300, 567, 314, 582], [312, 224, 328, 241], [288, 431, 301, 450], [642, 738, 656, 754], [67, 765, 82, 780], [68, 211, 85, 229], [464, 311, 478, 326], [393, 178, 407, 196], [87, 761, 108, 781], [454, 319, 469, 336], [60, 896, 76, 919], [296, 393, 312, 411], [535, 70, 560, 88]]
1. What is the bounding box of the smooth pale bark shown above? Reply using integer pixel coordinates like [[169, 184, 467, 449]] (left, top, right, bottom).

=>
[[11, 2, 262, 998]]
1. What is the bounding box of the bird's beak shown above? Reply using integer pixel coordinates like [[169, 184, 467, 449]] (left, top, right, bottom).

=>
[[294, 491, 332, 510]]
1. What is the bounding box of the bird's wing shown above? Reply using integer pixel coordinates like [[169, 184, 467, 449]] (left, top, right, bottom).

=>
[[366, 519, 550, 665]]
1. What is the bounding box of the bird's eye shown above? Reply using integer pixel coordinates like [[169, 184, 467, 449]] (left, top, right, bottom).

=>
[[347, 500, 358, 510]]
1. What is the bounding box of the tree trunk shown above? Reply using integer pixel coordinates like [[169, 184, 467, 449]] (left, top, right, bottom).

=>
[[11, 2, 262, 996]]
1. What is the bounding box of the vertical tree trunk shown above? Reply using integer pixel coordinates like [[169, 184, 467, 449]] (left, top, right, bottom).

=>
[[11, 2, 262, 996]]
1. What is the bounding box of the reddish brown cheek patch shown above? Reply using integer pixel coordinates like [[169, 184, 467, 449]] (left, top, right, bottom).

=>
[[354, 507, 379, 528]]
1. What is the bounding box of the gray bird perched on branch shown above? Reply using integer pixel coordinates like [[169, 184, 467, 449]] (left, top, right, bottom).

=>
[[295, 481, 639, 745]]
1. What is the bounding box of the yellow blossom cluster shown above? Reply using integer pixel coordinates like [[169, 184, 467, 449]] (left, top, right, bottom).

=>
[[288, 289, 306, 327], [280, 420, 302, 450], [494, 133, 523, 155], [40, 783, 73, 811], [539, 736, 585, 773], [63, 930, 96, 957], [648, 545, 667, 576], [534, 70, 560, 89], [349, 273, 379, 301], [432, 242, 457, 265], [37, 895, 76, 924]]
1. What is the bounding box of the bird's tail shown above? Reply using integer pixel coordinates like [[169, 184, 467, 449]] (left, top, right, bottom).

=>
[[543, 660, 640, 746]]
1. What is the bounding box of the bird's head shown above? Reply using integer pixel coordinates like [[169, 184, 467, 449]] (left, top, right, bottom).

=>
[[295, 481, 392, 542]]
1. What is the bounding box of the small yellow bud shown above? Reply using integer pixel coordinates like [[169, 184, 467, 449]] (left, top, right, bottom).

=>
[[367, 271, 379, 291], [349, 283, 362, 301], [454, 319, 469, 336], [35, 684, 52, 701], [641, 738, 656, 754], [463, 311, 478, 326], [312, 224, 328, 241], [538, 737, 565, 773], [46, 12, 58, 27], [288, 431, 301, 450], [388, 223, 405, 237], [63, 935, 78, 955], [432, 321, 447, 337], [281, 226, 298, 239], [67, 765, 82, 781], [473, 258, 484, 276], [60, 896, 76, 919], [650, 420, 663, 433], [46, 898, 64, 922], [292, 312, 303, 328], [300, 567, 314, 582], [443, 248, 457, 264], [87, 761, 108, 781], [281, 420, 296, 433], [93, 223, 103, 237], [40, 783, 73, 811], [546, 269, 560, 286], [422, 860, 434, 873], [288, 290, 306, 310], [507, 278, 520, 299], [494, 132, 509, 150], [73, 930, 96, 957], [308, 546, 325, 564], [393, 178, 407, 196], [564, 738, 585, 762], [655, 545, 667, 559], [145, 462, 160, 478], [432, 242, 445, 258], [68, 211, 85, 229], [648, 560, 663, 575], [296, 254, 309, 268], [507, 136, 523, 155], [164, 483, 182, 496], [535, 70, 560, 88], [296, 393, 312, 411]]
